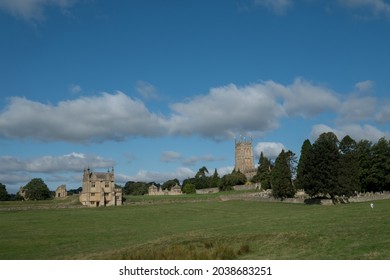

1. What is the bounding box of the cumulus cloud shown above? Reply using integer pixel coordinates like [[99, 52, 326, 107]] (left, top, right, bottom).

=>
[[339, 95, 377, 122], [0, 153, 114, 173], [279, 78, 341, 118], [376, 102, 390, 123], [69, 84, 82, 94], [1, 78, 385, 143], [0, 92, 166, 142], [310, 123, 390, 142], [0, 0, 76, 21], [254, 0, 293, 15], [254, 142, 286, 160], [168, 83, 285, 140]]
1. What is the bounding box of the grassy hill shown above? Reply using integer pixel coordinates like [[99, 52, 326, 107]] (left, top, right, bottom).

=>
[[0, 194, 389, 259]]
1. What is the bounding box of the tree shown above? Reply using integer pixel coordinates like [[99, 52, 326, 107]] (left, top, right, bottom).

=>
[[0, 183, 9, 201], [338, 135, 360, 197], [305, 132, 340, 198], [123, 181, 149, 195], [271, 150, 295, 199], [356, 140, 373, 193], [366, 137, 390, 192], [220, 170, 247, 191], [252, 152, 272, 189], [23, 178, 51, 200], [182, 183, 196, 194], [195, 166, 209, 178], [162, 178, 180, 190], [211, 168, 221, 189], [295, 139, 312, 190]]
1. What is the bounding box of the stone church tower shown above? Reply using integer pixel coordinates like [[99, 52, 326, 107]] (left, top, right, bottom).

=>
[[234, 136, 256, 180]]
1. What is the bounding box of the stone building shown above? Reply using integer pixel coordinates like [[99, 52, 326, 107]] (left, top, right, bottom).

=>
[[55, 184, 67, 198], [79, 168, 122, 207], [234, 136, 256, 180], [148, 183, 182, 195]]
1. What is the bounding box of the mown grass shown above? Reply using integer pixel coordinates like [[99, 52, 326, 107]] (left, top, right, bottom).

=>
[[0, 196, 389, 260]]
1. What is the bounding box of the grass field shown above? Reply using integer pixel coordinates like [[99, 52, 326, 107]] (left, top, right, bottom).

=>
[[0, 193, 389, 260]]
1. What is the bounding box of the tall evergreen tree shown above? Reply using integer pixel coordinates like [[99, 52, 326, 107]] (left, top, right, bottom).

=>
[[306, 132, 340, 198], [338, 135, 360, 197], [367, 137, 390, 192], [271, 150, 295, 199], [296, 139, 312, 191], [356, 140, 373, 193], [252, 152, 272, 189]]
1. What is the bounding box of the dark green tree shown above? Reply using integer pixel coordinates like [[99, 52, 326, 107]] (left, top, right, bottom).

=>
[[338, 135, 360, 197], [123, 181, 149, 195], [367, 137, 390, 192], [356, 140, 373, 193], [305, 132, 340, 198], [295, 139, 312, 190], [23, 178, 51, 200], [252, 152, 272, 189], [162, 178, 180, 190], [220, 170, 246, 191], [271, 150, 295, 199], [182, 183, 196, 194], [0, 182, 9, 201], [211, 168, 221, 189]]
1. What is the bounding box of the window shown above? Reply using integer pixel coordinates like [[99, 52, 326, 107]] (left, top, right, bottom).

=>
[[92, 182, 95, 188], [91, 193, 95, 196]]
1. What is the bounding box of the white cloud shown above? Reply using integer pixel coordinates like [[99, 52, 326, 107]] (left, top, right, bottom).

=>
[[339, 95, 377, 122], [376, 102, 390, 123], [254, 142, 286, 160], [0, 92, 166, 142], [0, 153, 114, 173], [339, 0, 390, 17], [135, 80, 160, 100], [355, 80, 375, 91], [310, 123, 390, 142], [0, 0, 76, 21], [168, 83, 285, 140], [254, 0, 293, 15], [279, 78, 341, 118]]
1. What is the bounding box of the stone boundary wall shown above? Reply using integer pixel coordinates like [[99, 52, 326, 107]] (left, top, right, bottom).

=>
[[196, 187, 219, 194], [233, 184, 260, 191]]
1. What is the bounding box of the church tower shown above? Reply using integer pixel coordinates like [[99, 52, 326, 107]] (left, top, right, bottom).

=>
[[234, 136, 256, 179]]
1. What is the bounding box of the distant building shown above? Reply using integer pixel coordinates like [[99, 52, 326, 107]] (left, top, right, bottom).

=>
[[79, 168, 122, 207], [55, 184, 67, 199], [148, 183, 182, 196], [234, 136, 256, 180]]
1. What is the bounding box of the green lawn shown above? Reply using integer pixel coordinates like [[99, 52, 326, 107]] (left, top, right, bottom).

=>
[[0, 196, 389, 259]]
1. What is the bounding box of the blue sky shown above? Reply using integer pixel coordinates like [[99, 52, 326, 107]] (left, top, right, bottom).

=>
[[1, 0, 390, 193]]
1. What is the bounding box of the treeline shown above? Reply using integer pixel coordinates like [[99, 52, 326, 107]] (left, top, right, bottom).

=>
[[252, 132, 390, 200], [296, 132, 390, 198]]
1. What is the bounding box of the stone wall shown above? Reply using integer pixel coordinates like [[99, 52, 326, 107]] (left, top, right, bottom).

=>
[[195, 187, 219, 194]]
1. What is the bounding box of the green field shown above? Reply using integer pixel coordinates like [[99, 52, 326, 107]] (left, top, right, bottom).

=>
[[0, 194, 389, 260]]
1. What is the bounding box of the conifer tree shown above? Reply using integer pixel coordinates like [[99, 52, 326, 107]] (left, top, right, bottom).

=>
[[252, 152, 272, 189], [338, 135, 360, 197], [271, 150, 295, 199], [296, 139, 312, 190], [306, 132, 340, 198]]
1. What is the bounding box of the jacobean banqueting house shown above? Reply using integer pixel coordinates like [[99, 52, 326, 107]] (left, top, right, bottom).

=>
[[79, 168, 122, 207]]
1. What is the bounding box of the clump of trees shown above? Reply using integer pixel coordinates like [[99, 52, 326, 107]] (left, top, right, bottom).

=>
[[18, 178, 52, 200], [295, 132, 390, 199]]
